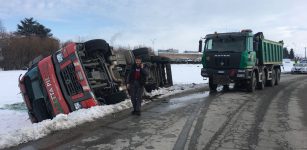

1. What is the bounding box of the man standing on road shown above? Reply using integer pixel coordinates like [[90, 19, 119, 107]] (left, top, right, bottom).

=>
[[127, 56, 148, 116]]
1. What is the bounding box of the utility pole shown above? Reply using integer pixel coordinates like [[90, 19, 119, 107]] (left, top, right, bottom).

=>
[[305, 47, 306, 59], [150, 39, 156, 51]]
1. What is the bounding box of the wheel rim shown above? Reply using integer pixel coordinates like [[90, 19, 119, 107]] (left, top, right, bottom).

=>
[[272, 71, 275, 85], [276, 69, 280, 84], [252, 73, 256, 90], [262, 73, 266, 88]]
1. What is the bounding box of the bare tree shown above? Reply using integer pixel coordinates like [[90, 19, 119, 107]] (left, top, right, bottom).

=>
[[0, 20, 6, 38], [0, 36, 60, 70]]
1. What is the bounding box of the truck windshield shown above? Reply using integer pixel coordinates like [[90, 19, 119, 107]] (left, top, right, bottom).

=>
[[23, 67, 46, 102], [205, 37, 245, 52]]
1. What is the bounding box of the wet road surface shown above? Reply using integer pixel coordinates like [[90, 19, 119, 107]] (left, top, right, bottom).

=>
[[16, 74, 307, 150]]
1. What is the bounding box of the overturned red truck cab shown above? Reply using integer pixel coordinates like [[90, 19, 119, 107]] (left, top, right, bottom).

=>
[[19, 41, 103, 123]]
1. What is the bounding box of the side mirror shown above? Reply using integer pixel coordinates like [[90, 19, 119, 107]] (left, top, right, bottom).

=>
[[198, 40, 202, 52]]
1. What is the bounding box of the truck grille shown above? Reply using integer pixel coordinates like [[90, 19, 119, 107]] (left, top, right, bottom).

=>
[[215, 57, 230, 67], [61, 63, 83, 96]]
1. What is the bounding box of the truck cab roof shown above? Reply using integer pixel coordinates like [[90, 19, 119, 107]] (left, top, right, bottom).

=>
[[205, 31, 253, 39]]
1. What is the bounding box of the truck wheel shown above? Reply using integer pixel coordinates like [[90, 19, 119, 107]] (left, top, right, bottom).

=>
[[275, 68, 281, 85], [145, 83, 158, 92], [223, 85, 229, 91], [257, 72, 265, 90], [209, 77, 217, 91], [123, 50, 135, 65], [267, 69, 276, 87], [234, 81, 243, 89], [144, 65, 159, 92], [138, 54, 151, 62], [154, 63, 162, 87], [159, 64, 166, 87], [166, 63, 173, 86], [132, 48, 150, 56], [151, 56, 161, 62], [32, 99, 52, 122], [247, 72, 256, 92], [104, 91, 127, 104], [84, 39, 112, 58]]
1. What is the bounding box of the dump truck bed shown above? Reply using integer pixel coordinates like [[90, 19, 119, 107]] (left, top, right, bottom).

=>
[[258, 39, 283, 65]]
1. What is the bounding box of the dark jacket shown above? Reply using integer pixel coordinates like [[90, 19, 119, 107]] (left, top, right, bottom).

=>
[[127, 64, 149, 86]]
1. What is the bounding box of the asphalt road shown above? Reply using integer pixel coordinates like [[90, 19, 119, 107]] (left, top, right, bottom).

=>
[[15, 74, 307, 150]]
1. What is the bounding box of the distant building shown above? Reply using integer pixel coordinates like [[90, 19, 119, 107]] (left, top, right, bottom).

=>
[[183, 50, 199, 54], [158, 49, 179, 54]]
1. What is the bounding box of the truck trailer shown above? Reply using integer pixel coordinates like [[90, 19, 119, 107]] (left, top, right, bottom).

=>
[[19, 39, 172, 123], [199, 30, 283, 92]]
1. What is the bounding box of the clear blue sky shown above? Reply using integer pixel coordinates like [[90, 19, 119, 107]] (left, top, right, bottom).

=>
[[1, 0, 307, 56]]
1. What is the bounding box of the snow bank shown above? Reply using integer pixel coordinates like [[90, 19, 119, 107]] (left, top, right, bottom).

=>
[[0, 83, 206, 149]]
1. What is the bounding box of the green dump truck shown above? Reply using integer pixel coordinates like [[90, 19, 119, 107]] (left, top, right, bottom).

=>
[[199, 30, 283, 92]]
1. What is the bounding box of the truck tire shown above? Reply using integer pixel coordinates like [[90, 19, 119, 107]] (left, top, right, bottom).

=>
[[138, 54, 151, 62], [257, 71, 265, 90], [156, 64, 164, 87], [209, 77, 217, 91], [160, 64, 167, 86], [154, 63, 162, 87], [123, 50, 135, 65], [247, 72, 256, 92], [275, 68, 281, 85], [84, 39, 112, 58], [223, 85, 229, 91], [151, 56, 161, 62], [145, 65, 159, 92], [145, 83, 158, 92], [267, 69, 276, 86], [104, 91, 127, 104], [234, 81, 243, 89], [166, 63, 173, 86], [32, 99, 52, 122], [132, 48, 150, 56]]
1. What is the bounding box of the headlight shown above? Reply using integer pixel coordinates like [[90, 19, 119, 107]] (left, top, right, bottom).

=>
[[119, 86, 123, 91], [56, 53, 64, 63], [238, 69, 245, 73], [74, 102, 82, 110]]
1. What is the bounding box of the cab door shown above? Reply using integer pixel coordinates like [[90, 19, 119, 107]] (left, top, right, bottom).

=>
[[246, 36, 257, 67]]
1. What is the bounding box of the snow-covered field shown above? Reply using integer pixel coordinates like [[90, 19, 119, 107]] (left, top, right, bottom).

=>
[[0, 63, 294, 148]]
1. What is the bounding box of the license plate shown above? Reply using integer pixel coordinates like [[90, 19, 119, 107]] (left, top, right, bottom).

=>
[[213, 75, 230, 84], [218, 70, 225, 74]]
